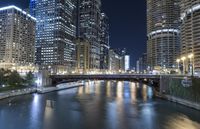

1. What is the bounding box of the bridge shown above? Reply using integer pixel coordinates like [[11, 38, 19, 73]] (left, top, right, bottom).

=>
[[48, 74, 186, 86]]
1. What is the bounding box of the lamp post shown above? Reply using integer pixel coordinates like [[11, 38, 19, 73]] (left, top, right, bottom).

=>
[[188, 54, 194, 76], [176, 59, 180, 74], [181, 57, 186, 75]]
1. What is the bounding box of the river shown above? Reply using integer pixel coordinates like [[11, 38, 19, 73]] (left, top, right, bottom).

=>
[[0, 81, 200, 129]]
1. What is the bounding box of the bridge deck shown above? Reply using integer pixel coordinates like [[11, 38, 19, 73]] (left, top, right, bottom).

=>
[[50, 74, 186, 80]]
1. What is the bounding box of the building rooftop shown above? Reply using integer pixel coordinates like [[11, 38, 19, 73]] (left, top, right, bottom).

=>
[[0, 5, 36, 21]]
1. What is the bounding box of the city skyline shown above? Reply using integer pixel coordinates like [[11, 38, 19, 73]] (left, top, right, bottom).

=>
[[0, 1, 200, 129], [0, 0, 147, 67]]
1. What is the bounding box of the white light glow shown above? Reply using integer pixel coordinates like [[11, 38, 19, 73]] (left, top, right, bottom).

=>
[[148, 29, 180, 37], [0, 5, 36, 21], [181, 4, 200, 20]]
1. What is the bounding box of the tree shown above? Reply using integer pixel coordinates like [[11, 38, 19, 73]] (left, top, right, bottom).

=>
[[7, 71, 23, 87], [25, 71, 35, 86], [0, 69, 5, 86]]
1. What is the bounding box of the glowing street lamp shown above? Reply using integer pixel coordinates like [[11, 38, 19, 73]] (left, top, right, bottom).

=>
[[188, 54, 194, 59]]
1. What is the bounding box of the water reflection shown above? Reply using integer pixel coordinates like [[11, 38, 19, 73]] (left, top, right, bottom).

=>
[[0, 81, 199, 129]]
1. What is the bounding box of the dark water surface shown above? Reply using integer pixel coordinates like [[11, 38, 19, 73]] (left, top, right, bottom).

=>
[[0, 81, 200, 129]]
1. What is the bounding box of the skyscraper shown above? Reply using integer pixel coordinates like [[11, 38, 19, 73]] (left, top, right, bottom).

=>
[[79, 0, 102, 70], [100, 13, 110, 70], [0, 6, 36, 72], [30, 0, 76, 73], [180, 1, 200, 73], [76, 38, 90, 73], [124, 55, 130, 71], [147, 0, 181, 70], [108, 49, 123, 72], [136, 53, 147, 73]]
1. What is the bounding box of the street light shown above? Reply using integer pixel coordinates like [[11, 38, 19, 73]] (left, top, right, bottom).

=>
[[181, 56, 186, 75], [188, 54, 194, 76]]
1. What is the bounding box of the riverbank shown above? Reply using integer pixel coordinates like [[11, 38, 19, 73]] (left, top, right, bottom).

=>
[[37, 82, 84, 94], [156, 93, 200, 110], [0, 82, 85, 100], [0, 88, 37, 100]]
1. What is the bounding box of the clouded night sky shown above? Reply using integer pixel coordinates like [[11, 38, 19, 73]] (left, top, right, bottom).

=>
[[0, 0, 146, 68]]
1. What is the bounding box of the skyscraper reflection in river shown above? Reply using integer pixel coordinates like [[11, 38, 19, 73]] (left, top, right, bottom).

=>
[[0, 81, 200, 129]]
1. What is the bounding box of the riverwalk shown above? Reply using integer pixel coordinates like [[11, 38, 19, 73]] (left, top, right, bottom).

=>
[[0, 82, 84, 100]]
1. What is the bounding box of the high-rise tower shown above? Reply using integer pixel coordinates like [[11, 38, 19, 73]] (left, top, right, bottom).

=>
[[30, 0, 76, 73], [100, 13, 110, 70], [0, 6, 36, 72], [147, 0, 181, 70], [180, 0, 200, 73], [79, 0, 102, 70]]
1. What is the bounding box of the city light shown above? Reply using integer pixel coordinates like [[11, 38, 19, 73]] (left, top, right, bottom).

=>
[[188, 54, 194, 59], [176, 59, 180, 63], [181, 56, 186, 61], [0, 5, 36, 20]]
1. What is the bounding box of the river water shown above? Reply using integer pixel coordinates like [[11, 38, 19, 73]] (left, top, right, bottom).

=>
[[0, 81, 200, 129]]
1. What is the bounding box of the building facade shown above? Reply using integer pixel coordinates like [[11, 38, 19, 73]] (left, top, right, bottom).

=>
[[79, 0, 102, 70], [30, 0, 76, 73], [108, 49, 124, 72], [136, 53, 148, 73], [76, 38, 90, 73], [100, 13, 110, 70], [147, 0, 181, 70], [180, 0, 200, 73], [0, 6, 36, 72], [124, 55, 130, 71]]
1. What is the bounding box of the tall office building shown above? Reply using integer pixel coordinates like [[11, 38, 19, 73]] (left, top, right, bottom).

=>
[[114, 48, 127, 71], [100, 13, 110, 70], [0, 6, 36, 72], [136, 53, 147, 73], [76, 38, 90, 73], [124, 55, 130, 71], [108, 49, 123, 72], [30, 0, 76, 73], [180, 1, 200, 73], [147, 0, 181, 70], [79, 0, 102, 70]]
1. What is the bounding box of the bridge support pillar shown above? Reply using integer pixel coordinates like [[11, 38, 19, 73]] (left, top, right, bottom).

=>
[[159, 76, 170, 94], [36, 70, 52, 87]]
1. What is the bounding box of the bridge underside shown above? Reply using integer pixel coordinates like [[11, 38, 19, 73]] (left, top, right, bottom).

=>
[[50, 74, 161, 86]]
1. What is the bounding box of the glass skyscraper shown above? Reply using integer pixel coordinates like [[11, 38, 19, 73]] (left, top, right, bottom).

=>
[[79, 0, 102, 70], [100, 13, 110, 70], [30, 0, 76, 73], [147, 0, 181, 69]]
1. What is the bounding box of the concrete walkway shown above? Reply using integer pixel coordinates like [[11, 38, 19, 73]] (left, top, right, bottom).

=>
[[159, 94, 200, 110], [0, 88, 37, 100], [0, 82, 85, 100], [37, 82, 84, 94]]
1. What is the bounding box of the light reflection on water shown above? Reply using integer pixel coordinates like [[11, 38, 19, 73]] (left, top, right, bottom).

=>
[[0, 81, 199, 129]]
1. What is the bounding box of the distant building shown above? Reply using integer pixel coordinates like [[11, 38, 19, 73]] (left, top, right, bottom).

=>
[[147, 0, 181, 70], [136, 60, 140, 73], [79, 0, 102, 70], [0, 6, 36, 72], [100, 13, 110, 70], [180, 1, 200, 73], [136, 53, 147, 73], [76, 38, 90, 73], [113, 48, 127, 70], [108, 49, 123, 72], [124, 55, 130, 71], [30, 0, 76, 73]]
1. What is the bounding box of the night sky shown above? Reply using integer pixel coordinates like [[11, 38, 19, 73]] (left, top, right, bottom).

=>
[[0, 0, 147, 68]]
